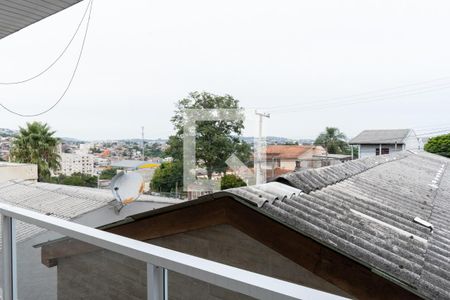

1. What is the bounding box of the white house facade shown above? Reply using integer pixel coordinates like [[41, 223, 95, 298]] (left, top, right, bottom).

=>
[[349, 129, 420, 159]]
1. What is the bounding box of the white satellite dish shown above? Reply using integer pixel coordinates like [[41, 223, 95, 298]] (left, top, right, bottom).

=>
[[111, 172, 144, 213]]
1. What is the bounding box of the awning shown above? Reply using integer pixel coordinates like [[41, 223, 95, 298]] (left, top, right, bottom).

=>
[[0, 0, 82, 40]]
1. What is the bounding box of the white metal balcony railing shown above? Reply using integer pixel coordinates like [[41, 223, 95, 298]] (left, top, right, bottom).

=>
[[0, 202, 345, 300]]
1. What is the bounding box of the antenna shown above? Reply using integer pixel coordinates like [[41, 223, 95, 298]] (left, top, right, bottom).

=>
[[141, 126, 145, 160], [110, 171, 145, 213], [255, 111, 270, 185]]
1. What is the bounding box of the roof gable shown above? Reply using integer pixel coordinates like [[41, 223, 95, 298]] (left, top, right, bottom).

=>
[[349, 129, 413, 144]]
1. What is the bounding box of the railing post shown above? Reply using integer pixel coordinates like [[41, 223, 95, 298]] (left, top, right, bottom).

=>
[[147, 263, 167, 300], [2, 215, 17, 300]]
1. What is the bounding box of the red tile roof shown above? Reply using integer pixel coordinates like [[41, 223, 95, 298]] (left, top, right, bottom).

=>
[[265, 145, 324, 159]]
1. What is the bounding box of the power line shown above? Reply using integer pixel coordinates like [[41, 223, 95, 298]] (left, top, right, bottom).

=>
[[262, 75, 450, 112], [0, 0, 93, 117], [0, 0, 92, 85], [269, 81, 450, 115]]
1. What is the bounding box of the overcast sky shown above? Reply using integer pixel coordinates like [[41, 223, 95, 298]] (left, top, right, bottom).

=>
[[0, 0, 450, 140]]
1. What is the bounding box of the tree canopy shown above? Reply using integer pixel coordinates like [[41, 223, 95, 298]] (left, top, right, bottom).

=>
[[220, 174, 247, 190], [10, 122, 60, 180], [46, 173, 98, 188], [99, 168, 118, 180], [165, 91, 251, 179], [424, 133, 450, 158], [314, 127, 350, 154], [151, 161, 183, 193], [145, 143, 164, 158]]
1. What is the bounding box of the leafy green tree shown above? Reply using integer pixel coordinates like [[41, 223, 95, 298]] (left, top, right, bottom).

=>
[[10, 122, 60, 180], [166, 91, 251, 179], [46, 173, 98, 188], [314, 127, 350, 154], [220, 174, 247, 190], [90, 147, 102, 154], [151, 162, 183, 192], [99, 168, 118, 180], [425, 134, 450, 158]]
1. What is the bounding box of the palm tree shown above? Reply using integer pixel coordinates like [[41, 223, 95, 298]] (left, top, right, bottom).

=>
[[10, 122, 61, 180], [314, 127, 349, 154]]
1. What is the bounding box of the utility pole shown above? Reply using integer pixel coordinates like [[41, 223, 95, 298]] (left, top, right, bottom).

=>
[[141, 126, 145, 161], [255, 111, 270, 185]]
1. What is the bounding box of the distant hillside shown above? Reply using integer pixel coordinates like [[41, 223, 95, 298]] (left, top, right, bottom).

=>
[[118, 138, 168, 144], [59, 137, 85, 143], [0, 128, 17, 137], [240, 136, 314, 145]]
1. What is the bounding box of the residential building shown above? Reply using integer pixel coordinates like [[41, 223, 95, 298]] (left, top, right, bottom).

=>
[[265, 145, 326, 171], [39, 151, 450, 299], [58, 153, 95, 176], [77, 143, 93, 155], [349, 129, 420, 158]]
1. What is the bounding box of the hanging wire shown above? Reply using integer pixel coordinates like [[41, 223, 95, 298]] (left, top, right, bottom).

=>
[[0, 0, 93, 85], [0, 0, 93, 117]]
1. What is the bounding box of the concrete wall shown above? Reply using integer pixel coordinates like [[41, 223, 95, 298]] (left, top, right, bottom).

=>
[[0, 163, 37, 182], [56, 224, 350, 299]]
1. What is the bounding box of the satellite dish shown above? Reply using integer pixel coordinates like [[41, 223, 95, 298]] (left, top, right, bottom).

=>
[[111, 172, 144, 212]]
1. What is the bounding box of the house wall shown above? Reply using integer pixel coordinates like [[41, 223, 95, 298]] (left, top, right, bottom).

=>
[[274, 147, 326, 170], [359, 144, 404, 158], [279, 158, 296, 170], [403, 131, 420, 150], [55, 224, 349, 300], [357, 131, 421, 158]]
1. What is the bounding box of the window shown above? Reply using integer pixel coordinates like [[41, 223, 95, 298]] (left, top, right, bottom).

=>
[[376, 148, 390, 155], [273, 158, 281, 168]]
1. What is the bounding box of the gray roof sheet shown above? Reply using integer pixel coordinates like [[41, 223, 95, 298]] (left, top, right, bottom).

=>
[[218, 151, 450, 299], [0, 181, 179, 244], [349, 129, 412, 144], [0, 0, 82, 40]]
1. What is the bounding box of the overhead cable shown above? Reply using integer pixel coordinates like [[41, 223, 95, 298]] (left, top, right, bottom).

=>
[[0, 0, 93, 117]]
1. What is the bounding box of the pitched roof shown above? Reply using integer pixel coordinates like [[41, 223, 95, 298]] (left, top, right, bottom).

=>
[[221, 151, 449, 299], [349, 129, 412, 144], [265, 145, 324, 159], [40, 150, 449, 299], [0, 181, 180, 244]]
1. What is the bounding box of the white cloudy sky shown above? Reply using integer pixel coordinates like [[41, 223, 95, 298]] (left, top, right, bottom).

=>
[[0, 0, 450, 140]]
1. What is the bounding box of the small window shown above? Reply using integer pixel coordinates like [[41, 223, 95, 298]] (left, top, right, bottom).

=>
[[376, 148, 390, 155], [274, 158, 281, 167]]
